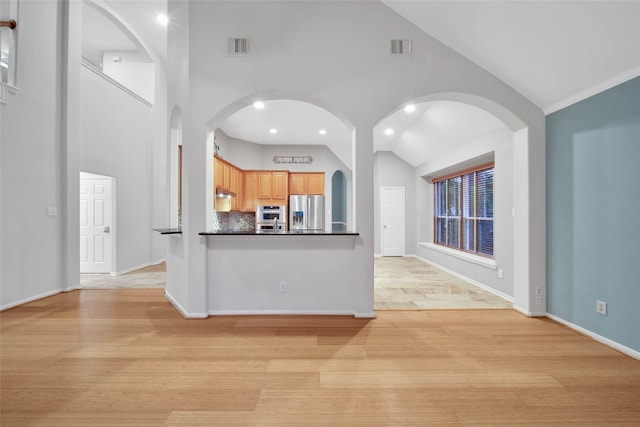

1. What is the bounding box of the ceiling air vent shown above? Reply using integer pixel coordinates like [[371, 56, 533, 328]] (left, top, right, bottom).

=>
[[227, 38, 250, 56], [390, 39, 412, 56]]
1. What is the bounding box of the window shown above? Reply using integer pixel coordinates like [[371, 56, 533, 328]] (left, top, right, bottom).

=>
[[434, 165, 494, 257]]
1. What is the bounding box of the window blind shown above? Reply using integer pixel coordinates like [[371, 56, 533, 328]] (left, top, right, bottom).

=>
[[433, 164, 494, 257]]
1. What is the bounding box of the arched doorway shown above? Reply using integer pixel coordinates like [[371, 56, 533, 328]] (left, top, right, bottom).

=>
[[169, 107, 183, 228], [331, 170, 348, 232], [372, 92, 540, 315]]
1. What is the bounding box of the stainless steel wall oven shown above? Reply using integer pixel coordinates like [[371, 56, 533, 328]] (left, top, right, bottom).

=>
[[256, 205, 287, 231]]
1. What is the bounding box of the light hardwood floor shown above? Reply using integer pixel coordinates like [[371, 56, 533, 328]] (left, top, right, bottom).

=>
[[1, 289, 639, 426]]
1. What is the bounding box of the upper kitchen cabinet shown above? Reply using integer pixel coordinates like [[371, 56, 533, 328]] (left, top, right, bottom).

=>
[[289, 172, 324, 195], [231, 168, 243, 211], [214, 156, 224, 191], [214, 156, 242, 211], [272, 171, 288, 199], [243, 171, 258, 212], [257, 171, 289, 204], [214, 156, 232, 192], [257, 171, 271, 199]]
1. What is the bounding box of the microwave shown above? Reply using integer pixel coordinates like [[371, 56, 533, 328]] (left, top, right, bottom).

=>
[[256, 205, 287, 231]]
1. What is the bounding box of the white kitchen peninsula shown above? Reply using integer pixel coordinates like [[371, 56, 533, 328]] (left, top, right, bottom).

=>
[[199, 231, 363, 316]]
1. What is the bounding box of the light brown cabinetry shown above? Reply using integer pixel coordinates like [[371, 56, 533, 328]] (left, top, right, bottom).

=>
[[214, 156, 244, 211], [223, 163, 231, 190], [256, 170, 289, 205], [243, 171, 258, 212], [257, 172, 272, 199], [216, 158, 325, 212], [289, 172, 324, 195], [231, 168, 243, 211], [214, 157, 224, 191], [272, 171, 288, 200]]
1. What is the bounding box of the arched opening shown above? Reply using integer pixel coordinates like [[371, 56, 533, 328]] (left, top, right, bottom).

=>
[[169, 106, 183, 228], [331, 170, 348, 232], [204, 96, 356, 233], [372, 93, 536, 314], [81, 0, 157, 103]]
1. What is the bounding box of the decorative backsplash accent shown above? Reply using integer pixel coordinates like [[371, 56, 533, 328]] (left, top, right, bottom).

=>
[[212, 211, 255, 232]]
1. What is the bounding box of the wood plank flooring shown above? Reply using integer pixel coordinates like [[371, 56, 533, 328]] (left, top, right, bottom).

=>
[[1, 289, 639, 426]]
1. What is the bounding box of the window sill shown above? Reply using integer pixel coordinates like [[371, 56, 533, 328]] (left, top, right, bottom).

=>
[[418, 242, 497, 269]]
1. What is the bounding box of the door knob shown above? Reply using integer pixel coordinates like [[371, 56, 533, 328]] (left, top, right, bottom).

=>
[[103, 226, 110, 233]]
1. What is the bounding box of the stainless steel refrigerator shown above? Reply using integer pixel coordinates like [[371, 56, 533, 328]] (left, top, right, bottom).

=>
[[289, 195, 325, 231]]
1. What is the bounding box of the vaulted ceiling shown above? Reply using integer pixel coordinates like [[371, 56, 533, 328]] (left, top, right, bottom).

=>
[[96, 0, 640, 168]]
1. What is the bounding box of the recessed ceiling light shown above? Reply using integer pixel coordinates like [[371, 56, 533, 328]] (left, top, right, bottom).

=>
[[156, 13, 169, 26], [404, 104, 416, 113], [253, 101, 265, 110], [384, 128, 394, 136], [319, 129, 327, 135], [269, 128, 278, 134]]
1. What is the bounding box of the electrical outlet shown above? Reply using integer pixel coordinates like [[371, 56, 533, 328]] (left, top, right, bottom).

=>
[[596, 300, 607, 316], [47, 207, 57, 216], [498, 269, 504, 279], [535, 295, 542, 305], [280, 282, 287, 293]]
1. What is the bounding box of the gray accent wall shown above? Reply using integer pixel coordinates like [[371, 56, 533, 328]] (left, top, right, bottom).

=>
[[547, 76, 640, 352]]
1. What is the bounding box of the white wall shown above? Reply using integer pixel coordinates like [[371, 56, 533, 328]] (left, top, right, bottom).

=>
[[79, 63, 158, 273], [164, 0, 199, 315], [1, 1, 64, 309], [151, 60, 169, 260], [415, 127, 514, 298], [207, 236, 358, 315], [0, 0, 168, 310], [101, 51, 155, 103], [165, 0, 544, 317], [214, 130, 262, 169], [373, 151, 416, 255]]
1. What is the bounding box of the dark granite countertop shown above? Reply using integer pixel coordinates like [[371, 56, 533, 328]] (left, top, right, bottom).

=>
[[199, 230, 359, 236], [152, 228, 182, 235]]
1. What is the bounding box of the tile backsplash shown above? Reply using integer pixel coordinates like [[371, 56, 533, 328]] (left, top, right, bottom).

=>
[[212, 211, 255, 231]]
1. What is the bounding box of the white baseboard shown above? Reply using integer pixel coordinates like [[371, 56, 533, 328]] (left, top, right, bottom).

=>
[[209, 309, 356, 316], [113, 258, 166, 276], [410, 254, 514, 303], [512, 304, 547, 317], [0, 288, 61, 311], [355, 311, 376, 319], [164, 290, 208, 319], [546, 313, 640, 361]]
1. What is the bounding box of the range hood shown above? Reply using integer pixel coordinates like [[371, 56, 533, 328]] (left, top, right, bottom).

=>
[[215, 187, 236, 198]]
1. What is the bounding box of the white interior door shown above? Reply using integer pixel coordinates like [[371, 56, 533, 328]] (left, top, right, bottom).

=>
[[80, 177, 113, 273], [381, 187, 405, 257]]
